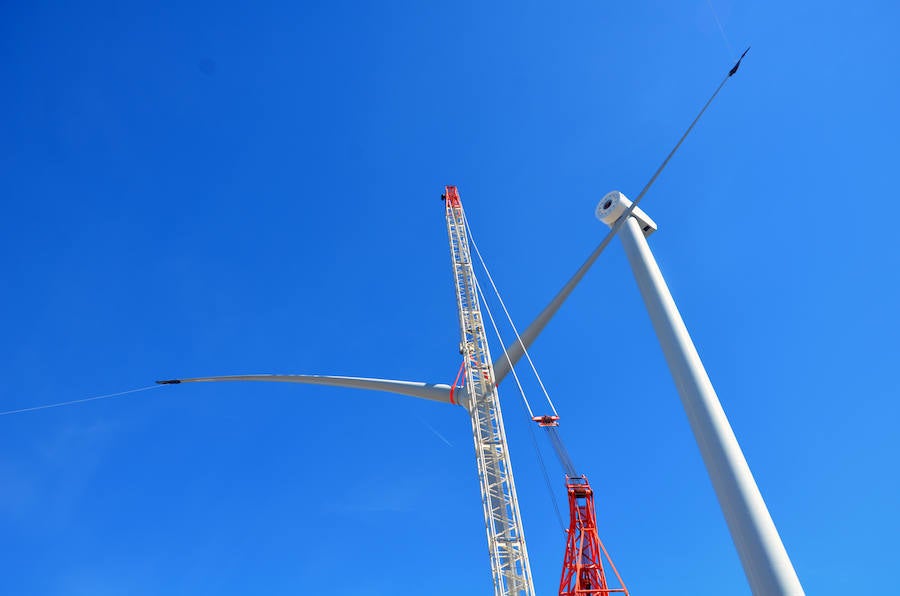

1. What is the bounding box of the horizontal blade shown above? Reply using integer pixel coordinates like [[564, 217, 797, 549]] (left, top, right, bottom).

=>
[[157, 374, 455, 404]]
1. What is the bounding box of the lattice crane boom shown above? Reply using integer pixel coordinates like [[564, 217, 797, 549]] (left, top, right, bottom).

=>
[[444, 186, 535, 596]]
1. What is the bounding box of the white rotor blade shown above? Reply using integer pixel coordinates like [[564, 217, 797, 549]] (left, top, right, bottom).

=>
[[493, 48, 749, 385], [157, 374, 456, 405]]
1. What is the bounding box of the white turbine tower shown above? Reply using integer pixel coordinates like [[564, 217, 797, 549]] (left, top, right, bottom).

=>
[[594, 191, 804, 596], [159, 48, 804, 595]]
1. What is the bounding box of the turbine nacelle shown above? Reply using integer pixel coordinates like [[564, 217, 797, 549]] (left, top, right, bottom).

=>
[[595, 191, 657, 237]]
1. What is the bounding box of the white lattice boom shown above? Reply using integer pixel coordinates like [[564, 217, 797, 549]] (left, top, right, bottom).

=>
[[444, 186, 535, 596]]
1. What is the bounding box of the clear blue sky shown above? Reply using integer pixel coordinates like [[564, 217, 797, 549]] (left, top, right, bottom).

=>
[[1, 1, 898, 594]]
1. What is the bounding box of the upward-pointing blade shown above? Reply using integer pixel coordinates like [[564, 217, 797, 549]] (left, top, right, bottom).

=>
[[493, 49, 750, 384]]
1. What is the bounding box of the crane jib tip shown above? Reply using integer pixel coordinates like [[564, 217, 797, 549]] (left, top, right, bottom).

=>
[[156, 379, 182, 384]]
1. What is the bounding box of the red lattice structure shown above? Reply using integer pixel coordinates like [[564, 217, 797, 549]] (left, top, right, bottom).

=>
[[559, 476, 629, 596]]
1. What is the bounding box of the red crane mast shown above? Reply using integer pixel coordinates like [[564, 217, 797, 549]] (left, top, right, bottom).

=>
[[532, 416, 629, 596], [559, 476, 629, 596]]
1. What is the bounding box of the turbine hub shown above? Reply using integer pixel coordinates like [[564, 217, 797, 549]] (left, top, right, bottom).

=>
[[595, 190, 658, 237]]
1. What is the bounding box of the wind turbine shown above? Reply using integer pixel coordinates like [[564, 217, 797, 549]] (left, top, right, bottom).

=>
[[158, 48, 804, 596]]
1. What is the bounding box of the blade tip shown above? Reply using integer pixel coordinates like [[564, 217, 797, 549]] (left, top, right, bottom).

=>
[[729, 46, 752, 76], [156, 379, 182, 385]]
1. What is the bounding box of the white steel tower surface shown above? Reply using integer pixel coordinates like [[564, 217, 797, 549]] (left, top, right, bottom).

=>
[[444, 186, 535, 596], [596, 191, 804, 596]]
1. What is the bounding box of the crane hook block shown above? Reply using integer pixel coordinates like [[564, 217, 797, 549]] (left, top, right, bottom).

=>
[[532, 415, 560, 427]]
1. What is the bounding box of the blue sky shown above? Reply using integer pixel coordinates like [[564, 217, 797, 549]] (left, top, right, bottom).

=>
[[1, 1, 898, 594]]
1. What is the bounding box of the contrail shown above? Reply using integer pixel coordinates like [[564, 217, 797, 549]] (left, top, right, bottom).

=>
[[420, 418, 453, 447], [705, 0, 735, 56]]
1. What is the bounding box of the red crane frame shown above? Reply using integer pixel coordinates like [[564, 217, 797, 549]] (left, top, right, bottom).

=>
[[559, 476, 629, 596]]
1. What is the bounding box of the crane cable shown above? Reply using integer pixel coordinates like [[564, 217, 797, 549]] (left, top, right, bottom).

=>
[[466, 213, 582, 480], [464, 214, 560, 418], [472, 272, 566, 530], [465, 211, 572, 528], [471, 271, 535, 419], [0, 385, 162, 417], [465, 218, 580, 479]]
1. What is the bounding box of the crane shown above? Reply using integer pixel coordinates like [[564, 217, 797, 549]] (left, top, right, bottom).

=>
[[159, 186, 539, 595], [444, 186, 535, 595], [532, 415, 629, 596]]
